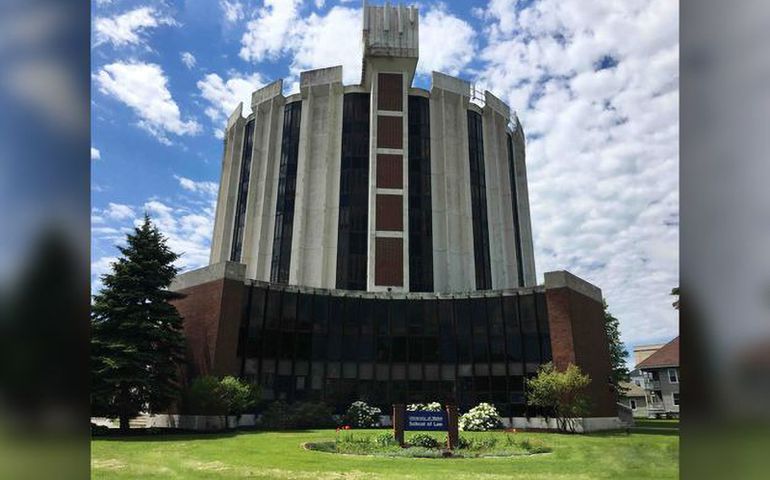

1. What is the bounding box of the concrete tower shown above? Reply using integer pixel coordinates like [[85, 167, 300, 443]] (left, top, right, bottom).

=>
[[209, 2, 537, 293]]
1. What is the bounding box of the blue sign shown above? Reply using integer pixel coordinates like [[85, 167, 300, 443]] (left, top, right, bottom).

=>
[[405, 410, 447, 431]]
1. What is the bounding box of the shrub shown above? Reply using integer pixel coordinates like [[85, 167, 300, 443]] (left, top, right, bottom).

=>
[[342, 401, 381, 428], [407, 402, 442, 411], [90, 423, 111, 436], [184, 376, 259, 416], [219, 376, 259, 415], [184, 376, 228, 415], [260, 401, 334, 429], [458, 402, 502, 431], [409, 433, 441, 449], [291, 401, 335, 428]]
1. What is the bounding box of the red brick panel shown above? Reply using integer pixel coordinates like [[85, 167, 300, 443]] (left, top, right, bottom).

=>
[[171, 278, 245, 380], [377, 116, 403, 149], [376, 194, 403, 231], [376, 154, 403, 188], [545, 287, 616, 417], [375, 237, 403, 286], [378, 73, 403, 111]]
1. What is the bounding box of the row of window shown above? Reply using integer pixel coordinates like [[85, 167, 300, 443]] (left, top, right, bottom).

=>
[[270, 102, 302, 283], [230, 119, 255, 262], [507, 132, 525, 287], [468, 110, 492, 290], [408, 96, 434, 292], [237, 285, 552, 412]]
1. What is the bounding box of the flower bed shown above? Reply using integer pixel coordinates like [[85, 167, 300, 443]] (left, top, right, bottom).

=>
[[304, 430, 552, 458]]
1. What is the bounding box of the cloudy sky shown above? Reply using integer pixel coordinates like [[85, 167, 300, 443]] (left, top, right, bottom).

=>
[[91, 0, 679, 359]]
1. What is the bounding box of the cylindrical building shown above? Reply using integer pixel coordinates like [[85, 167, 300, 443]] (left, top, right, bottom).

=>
[[171, 3, 617, 424], [209, 4, 535, 293]]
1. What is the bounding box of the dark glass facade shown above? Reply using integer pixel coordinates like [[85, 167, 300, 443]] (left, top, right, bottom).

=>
[[270, 102, 302, 284], [238, 284, 552, 416], [408, 96, 434, 292], [507, 133, 525, 287], [230, 119, 255, 262], [467, 110, 492, 290], [336, 93, 370, 290]]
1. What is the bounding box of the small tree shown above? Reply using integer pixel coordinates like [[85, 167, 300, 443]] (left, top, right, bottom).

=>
[[603, 299, 630, 397], [527, 363, 591, 432], [91, 215, 185, 432]]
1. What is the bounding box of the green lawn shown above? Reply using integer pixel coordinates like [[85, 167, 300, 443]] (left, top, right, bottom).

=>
[[91, 428, 678, 479]]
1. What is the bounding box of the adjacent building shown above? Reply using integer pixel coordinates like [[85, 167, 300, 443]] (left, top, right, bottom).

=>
[[621, 337, 680, 418], [170, 3, 616, 421]]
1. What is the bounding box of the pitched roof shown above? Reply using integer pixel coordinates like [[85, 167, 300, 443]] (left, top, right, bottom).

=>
[[637, 336, 679, 369], [620, 381, 646, 397]]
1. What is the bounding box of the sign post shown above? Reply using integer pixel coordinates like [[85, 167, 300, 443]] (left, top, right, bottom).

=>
[[393, 404, 460, 450]]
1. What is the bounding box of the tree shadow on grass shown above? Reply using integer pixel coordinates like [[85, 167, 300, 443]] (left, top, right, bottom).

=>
[[94, 428, 324, 442]]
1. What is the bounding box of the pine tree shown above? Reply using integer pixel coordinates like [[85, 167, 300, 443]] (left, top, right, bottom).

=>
[[91, 215, 185, 432], [603, 299, 630, 397]]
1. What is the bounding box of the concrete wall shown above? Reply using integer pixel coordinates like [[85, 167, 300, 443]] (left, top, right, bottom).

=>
[[482, 91, 517, 290], [244, 81, 284, 282], [430, 72, 475, 292], [290, 67, 344, 289], [511, 120, 537, 286], [210, 105, 245, 264]]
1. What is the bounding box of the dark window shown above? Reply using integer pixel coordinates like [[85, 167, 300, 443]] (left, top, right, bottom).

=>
[[468, 111, 492, 290], [230, 119, 255, 262], [506, 133, 525, 287], [336, 93, 370, 290], [408, 96, 434, 292], [271, 102, 302, 283]]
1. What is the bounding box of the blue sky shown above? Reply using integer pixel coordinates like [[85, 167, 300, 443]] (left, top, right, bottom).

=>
[[91, 0, 679, 361]]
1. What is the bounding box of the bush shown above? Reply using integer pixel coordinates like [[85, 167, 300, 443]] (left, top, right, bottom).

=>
[[219, 376, 259, 415], [259, 401, 335, 430], [407, 402, 442, 411], [409, 433, 441, 449], [342, 401, 381, 428], [458, 402, 502, 431], [185, 376, 227, 415], [184, 376, 259, 416], [91, 423, 111, 436]]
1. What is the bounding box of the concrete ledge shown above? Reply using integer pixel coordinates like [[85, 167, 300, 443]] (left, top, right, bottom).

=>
[[502, 416, 623, 432], [251, 79, 283, 107], [301, 66, 343, 87], [484, 90, 511, 118], [432, 71, 470, 97], [171, 262, 246, 291], [226, 102, 243, 129], [544, 270, 602, 302]]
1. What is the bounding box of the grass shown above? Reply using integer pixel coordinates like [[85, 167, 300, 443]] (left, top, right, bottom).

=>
[[91, 427, 678, 479]]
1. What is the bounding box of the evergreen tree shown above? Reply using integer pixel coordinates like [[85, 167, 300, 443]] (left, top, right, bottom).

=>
[[91, 215, 185, 432], [603, 299, 630, 397]]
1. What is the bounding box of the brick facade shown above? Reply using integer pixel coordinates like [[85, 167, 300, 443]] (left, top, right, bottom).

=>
[[545, 286, 616, 417]]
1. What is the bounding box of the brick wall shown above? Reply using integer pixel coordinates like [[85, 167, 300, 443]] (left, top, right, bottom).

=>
[[171, 278, 246, 380], [545, 287, 616, 417]]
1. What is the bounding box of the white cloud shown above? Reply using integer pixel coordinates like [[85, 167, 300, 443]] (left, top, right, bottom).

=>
[[91, 147, 101, 160], [239, 0, 303, 62], [314, 0, 326, 9], [94, 61, 201, 143], [286, 6, 362, 85], [220, 1, 245, 24], [477, 0, 679, 349], [104, 202, 135, 220], [197, 71, 264, 128], [175, 175, 219, 196], [180, 51, 196, 69], [93, 6, 175, 47], [417, 6, 476, 76]]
